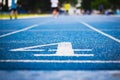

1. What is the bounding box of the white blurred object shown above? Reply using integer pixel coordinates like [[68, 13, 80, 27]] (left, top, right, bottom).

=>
[[116, 9, 120, 15], [50, 0, 59, 8], [8, 0, 17, 7], [92, 10, 100, 14], [0, 0, 2, 3], [76, 0, 82, 8], [69, 7, 76, 15], [75, 9, 81, 15]]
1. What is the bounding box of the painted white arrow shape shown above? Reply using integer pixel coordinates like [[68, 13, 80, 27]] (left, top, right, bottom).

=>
[[10, 42, 94, 57]]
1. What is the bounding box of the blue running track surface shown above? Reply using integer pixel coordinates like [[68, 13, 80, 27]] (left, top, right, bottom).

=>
[[0, 15, 120, 70]]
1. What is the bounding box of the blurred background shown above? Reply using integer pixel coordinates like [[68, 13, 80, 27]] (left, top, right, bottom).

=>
[[0, 0, 120, 16]]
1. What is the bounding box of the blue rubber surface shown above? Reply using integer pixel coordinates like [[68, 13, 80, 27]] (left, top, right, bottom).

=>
[[0, 15, 120, 70]]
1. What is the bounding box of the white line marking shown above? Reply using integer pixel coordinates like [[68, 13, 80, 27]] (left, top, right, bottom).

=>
[[10, 43, 59, 51], [16, 49, 45, 52], [49, 49, 92, 52], [0, 60, 120, 63], [48, 49, 57, 51], [79, 21, 120, 43], [10, 49, 92, 52], [0, 24, 38, 38], [33, 54, 94, 57], [10, 42, 93, 57], [74, 49, 92, 51], [0, 20, 54, 38]]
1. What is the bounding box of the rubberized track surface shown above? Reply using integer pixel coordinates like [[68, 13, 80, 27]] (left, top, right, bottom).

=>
[[0, 15, 120, 70]]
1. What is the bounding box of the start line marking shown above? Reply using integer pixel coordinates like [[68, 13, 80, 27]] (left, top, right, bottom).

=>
[[10, 42, 93, 57], [0, 60, 120, 63]]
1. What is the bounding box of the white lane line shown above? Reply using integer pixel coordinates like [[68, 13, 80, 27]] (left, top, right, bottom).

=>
[[0, 60, 120, 63], [79, 21, 120, 43], [16, 49, 45, 52], [10, 43, 59, 51], [74, 49, 92, 51], [10, 49, 92, 52], [48, 49, 57, 51], [0, 24, 38, 38], [49, 49, 92, 52], [0, 20, 54, 38], [33, 54, 94, 57]]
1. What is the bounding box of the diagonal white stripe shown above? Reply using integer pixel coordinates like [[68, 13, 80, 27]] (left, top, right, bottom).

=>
[[0, 20, 54, 38], [10, 43, 59, 51], [79, 21, 120, 43]]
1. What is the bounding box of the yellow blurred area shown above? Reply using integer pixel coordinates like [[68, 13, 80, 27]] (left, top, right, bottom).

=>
[[0, 14, 50, 19], [64, 3, 70, 11]]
